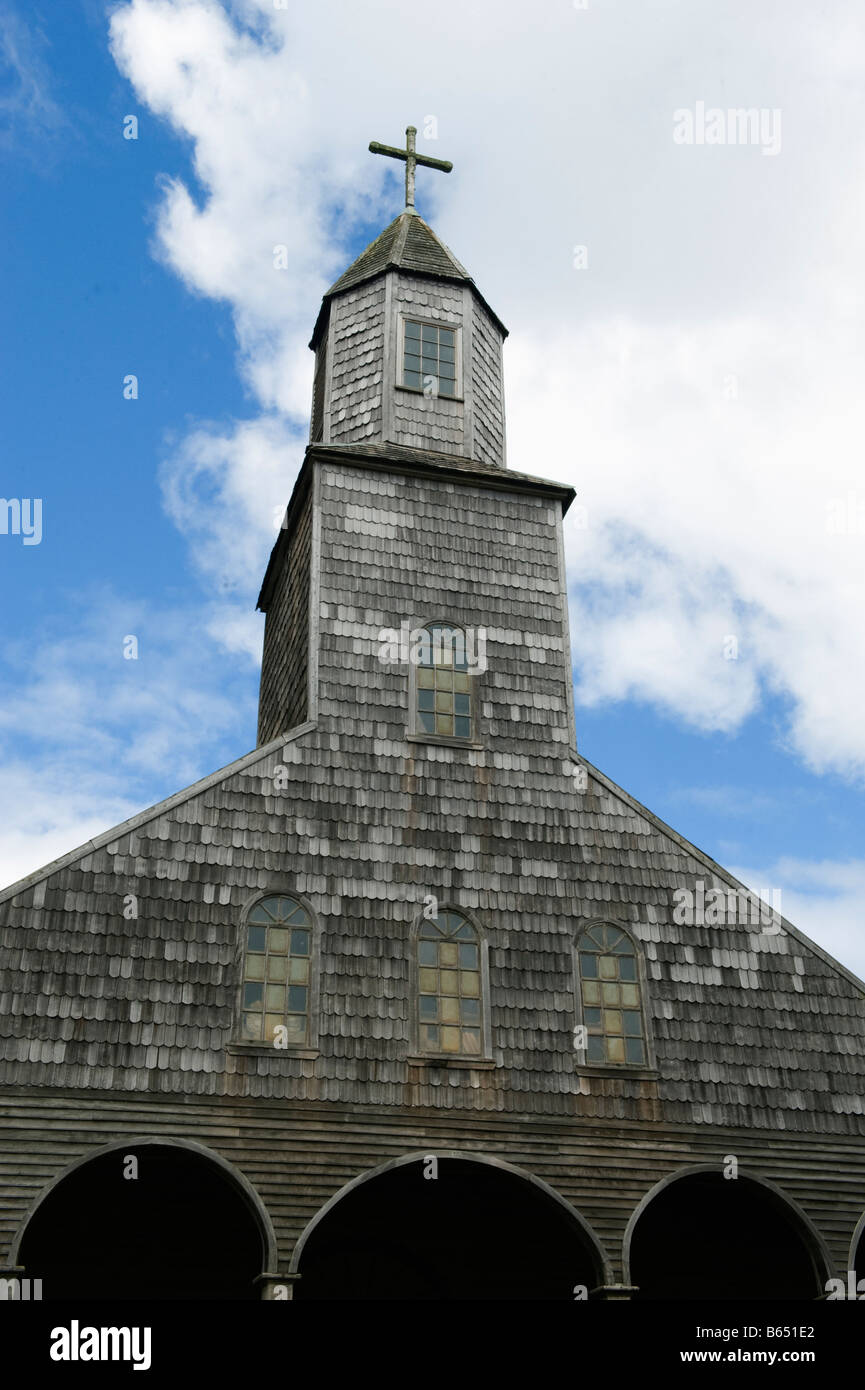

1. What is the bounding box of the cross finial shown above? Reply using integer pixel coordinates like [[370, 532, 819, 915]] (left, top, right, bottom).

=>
[[369, 125, 453, 212]]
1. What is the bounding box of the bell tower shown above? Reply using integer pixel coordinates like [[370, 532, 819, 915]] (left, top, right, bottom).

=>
[[308, 125, 508, 467], [256, 126, 576, 750]]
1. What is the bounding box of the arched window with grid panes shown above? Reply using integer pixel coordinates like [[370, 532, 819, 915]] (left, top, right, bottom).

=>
[[414, 623, 473, 740], [237, 895, 314, 1047], [575, 923, 649, 1066], [416, 909, 485, 1057]]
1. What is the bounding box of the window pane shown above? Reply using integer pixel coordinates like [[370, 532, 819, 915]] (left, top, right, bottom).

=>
[[269, 928, 288, 954], [285, 1014, 307, 1041], [454, 716, 471, 737], [625, 1037, 645, 1064], [419, 967, 438, 992], [417, 666, 435, 688], [287, 986, 307, 1012], [289, 957, 309, 984], [405, 320, 421, 339], [454, 693, 470, 715], [435, 692, 453, 713], [462, 1028, 481, 1054], [418, 710, 435, 731], [439, 380, 455, 397], [421, 356, 437, 373], [435, 713, 453, 734], [438, 344, 455, 363], [404, 370, 421, 389], [421, 1024, 439, 1049], [440, 969, 459, 996], [460, 970, 480, 997], [436, 669, 453, 690], [242, 1012, 261, 1040], [264, 1014, 283, 1042], [266, 984, 286, 1011], [418, 689, 434, 711], [440, 941, 458, 966], [584, 1007, 602, 1026], [248, 925, 267, 953], [620, 983, 639, 1007], [623, 1010, 642, 1036], [265, 956, 286, 981], [461, 997, 480, 1023], [245, 955, 265, 981], [441, 1026, 460, 1052], [453, 672, 469, 692], [458, 943, 478, 968], [607, 1036, 625, 1062], [441, 996, 459, 1023], [404, 350, 421, 369], [439, 328, 454, 347], [419, 994, 438, 1020], [582, 980, 601, 1005], [587, 1034, 604, 1061], [599, 955, 616, 979], [603, 1009, 622, 1034], [418, 940, 437, 966], [579, 953, 597, 978], [243, 983, 263, 1009], [602, 982, 620, 1005], [619, 956, 637, 981], [290, 928, 310, 955], [453, 921, 474, 940], [422, 325, 437, 343]]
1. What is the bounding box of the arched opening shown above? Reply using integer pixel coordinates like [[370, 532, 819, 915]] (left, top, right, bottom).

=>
[[17, 1141, 269, 1300], [294, 1154, 605, 1300], [627, 1170, 827, 1300]]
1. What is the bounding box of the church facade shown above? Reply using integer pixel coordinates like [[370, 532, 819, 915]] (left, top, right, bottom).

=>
[[2, 162, 865, 1299]]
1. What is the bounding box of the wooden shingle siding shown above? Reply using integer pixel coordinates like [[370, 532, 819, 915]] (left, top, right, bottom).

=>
[[256, 481, 313, 744], [327, 283, 385, 444], [2, 447, 864, 1134], [471, 296, 506, 468]]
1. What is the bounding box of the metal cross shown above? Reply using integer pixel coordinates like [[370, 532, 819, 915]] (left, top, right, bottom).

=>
[[369, 125, 453, 211]]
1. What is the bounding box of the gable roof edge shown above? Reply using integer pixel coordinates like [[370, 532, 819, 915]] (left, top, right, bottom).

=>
[[0, 722, 317, 905], [578, 754, 865, 998]]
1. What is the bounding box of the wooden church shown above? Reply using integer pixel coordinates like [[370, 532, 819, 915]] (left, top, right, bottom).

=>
[[2, 129, 864, 1302]]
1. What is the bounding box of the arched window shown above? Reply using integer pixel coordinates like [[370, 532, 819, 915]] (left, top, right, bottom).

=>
[[417, 910, 483, 1056], [239, 895, 313, 1046], [576, 923, 647, 1065], [415, 623, 472, 739]]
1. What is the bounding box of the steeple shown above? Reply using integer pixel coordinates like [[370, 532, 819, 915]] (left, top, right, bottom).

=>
[[308, 127, 508, 467]]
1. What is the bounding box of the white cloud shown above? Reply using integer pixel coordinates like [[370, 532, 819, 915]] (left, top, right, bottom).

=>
[[0, 590, 258, 888], [104, 0, 865, 786]]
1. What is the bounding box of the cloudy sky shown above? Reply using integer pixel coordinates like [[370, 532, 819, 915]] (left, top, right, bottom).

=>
[[2, 0, 864, 974]]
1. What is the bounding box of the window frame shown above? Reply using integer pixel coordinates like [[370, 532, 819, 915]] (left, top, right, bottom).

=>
[[408, 906, 493, 1065], [231, 889, 320, 1057], [406, 616, 482, 749], [396, 312, 463, 402], [572, 920, 656, 1075]]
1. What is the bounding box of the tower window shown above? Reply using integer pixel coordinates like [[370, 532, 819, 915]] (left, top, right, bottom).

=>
[[239, 895, 312, 1046], [576, 924, 647, 1065], [416, 623, 472, 738], [417, 911, 484, 1056], [403, 320, 456, 397]]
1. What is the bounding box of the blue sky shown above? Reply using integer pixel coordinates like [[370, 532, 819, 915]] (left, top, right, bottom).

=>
[[2, 0, 864, 975]]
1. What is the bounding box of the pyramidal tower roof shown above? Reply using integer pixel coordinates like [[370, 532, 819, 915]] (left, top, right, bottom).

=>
[[313, 208, 507, 344], [327, 209, 470, 295]]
